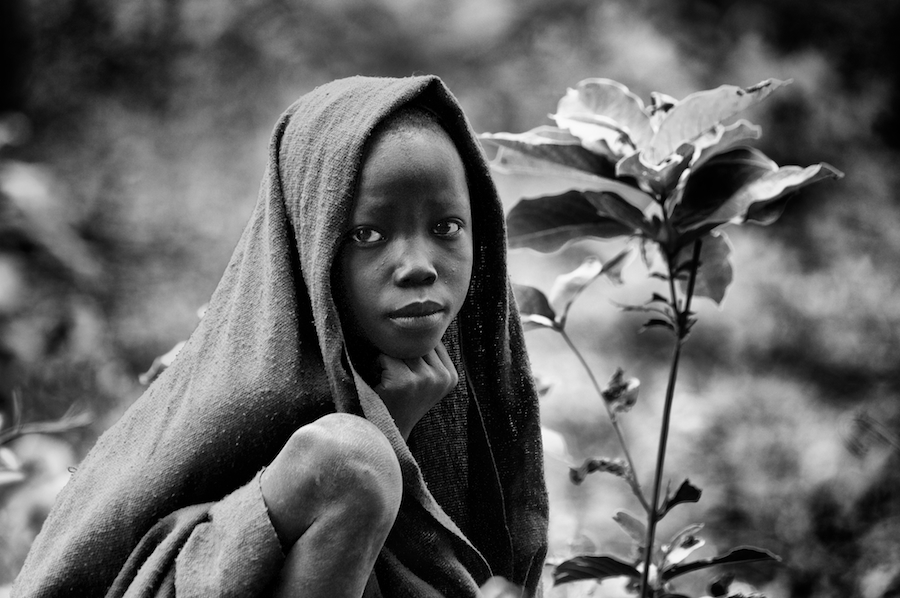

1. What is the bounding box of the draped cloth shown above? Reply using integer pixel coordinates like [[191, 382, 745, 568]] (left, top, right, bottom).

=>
[[13, 75, 548, 597]]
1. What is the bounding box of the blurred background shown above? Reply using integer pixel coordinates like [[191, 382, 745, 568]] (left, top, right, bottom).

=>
[[1, 0, 898, 595]]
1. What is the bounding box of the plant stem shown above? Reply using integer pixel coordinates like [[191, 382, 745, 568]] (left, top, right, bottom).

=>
[[639, 334, 683, 597], [560, 329, 651, 515], [0, 412, 92, 446], [639, 239, 702, 598]]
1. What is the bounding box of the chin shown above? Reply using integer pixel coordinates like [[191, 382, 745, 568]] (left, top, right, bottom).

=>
[[380, 332, 445, 361], [383, 343, 438, 360]]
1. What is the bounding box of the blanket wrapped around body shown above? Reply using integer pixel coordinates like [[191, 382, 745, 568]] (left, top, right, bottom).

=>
[[13, 75, 548, 597]]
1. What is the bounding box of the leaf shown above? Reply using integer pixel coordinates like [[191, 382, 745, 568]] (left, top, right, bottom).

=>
[[613, 511, 647, 545], [665, 523, 705, 555], [676, 232, 734, 306], [692, 120, 762, 171], [662, 546, 781, 582], [673, 148, 843, 232], [583, 191, 656, 236], [541, 426, 572, 463], [548, 257, 603, 327], [489, 148, 655, 208], [640, 318, 675, 333], [642, 79, 791, 165], [663, 524, 706, 568], [739, 162, 844, 225], [671, 147, 775, 230], [506, 190, 645, 252], [709, 573, 735, 597], [569, 457, 630, 485], [616, 143, 695, 199], [0, 447, 25, 487], [601, 368, 640, 414], [480, 126, 616, 177], [664, 534, 705, 567], [552, 78, 655, 156], [708, 161, 842, 227], [600, 245, 634, 285], [660, 479, 703, 518], [511, 284, 558, 331], [554, 555, 641, 585]]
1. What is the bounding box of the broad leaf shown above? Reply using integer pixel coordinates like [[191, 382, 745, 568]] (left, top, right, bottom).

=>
[[676, 232, 733, 306], [506, 190, 645, 252], [480, 127, 616, 177], [692, 120, 762, 171], [489, 147, 655, 208], [664, 523, 706, 568], [552, 78, 655, 156], [662, 546, 781, 581], [672, 147, 776, 229], [511, 284, 558, 331], [660, 479, 702, 518], [548, 257, 603, 327], [547, 247, 634, 326], [673, 147, 843, 232], [554, 555, 641, 585], [699, 164, 842, 228], [617, 143, 695, 198], [642, 79, 791, 165], [613, 511, 646, 545], [664, 535, 705, 567], [583, 191, 655, 235]]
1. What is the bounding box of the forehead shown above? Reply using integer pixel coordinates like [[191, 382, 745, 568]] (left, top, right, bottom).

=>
[[352, 122, 470, 214]]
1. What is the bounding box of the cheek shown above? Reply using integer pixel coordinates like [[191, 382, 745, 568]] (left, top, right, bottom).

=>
[[335, 252, 366, 324], [449, 242, 474, 302]]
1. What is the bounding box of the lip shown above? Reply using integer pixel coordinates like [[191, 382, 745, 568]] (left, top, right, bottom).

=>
[[387, 301, 445, 331], [388, 301, 444, 318]]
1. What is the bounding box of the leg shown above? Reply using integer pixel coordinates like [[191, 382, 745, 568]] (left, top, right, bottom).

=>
[[260, 413, 402, 598]]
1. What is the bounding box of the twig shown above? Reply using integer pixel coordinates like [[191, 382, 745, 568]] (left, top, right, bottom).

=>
[[561, 329, 651, 515]]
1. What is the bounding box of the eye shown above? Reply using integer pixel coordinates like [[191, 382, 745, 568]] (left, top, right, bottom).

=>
[[348, 226, 385, 245], [433, 219, 463, 237]]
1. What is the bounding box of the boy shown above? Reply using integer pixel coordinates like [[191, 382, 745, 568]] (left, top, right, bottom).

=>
[[14, 75, 548, 597]]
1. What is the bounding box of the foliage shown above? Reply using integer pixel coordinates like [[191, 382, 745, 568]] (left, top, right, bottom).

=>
[[0, 391, 90, 488], [482, 78, 841, 597]]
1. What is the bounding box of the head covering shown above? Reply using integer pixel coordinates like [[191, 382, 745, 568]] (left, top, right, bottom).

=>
[[13, 75, 547, 597]]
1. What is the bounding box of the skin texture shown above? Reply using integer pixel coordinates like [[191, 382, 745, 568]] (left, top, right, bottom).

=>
[[262, 121, 480, 597], [263, 413, 403, 597], [336, 120, 474, 440]]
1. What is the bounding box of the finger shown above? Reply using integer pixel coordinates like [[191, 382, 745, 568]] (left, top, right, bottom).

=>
[[433, 342, 458, 388], [419, 346, 441, 369], [379, 353, 409, 372], [433, 342, 455, 372]]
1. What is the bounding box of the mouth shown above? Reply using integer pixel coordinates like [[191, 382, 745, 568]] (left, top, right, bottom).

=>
[[388, 301, 445, 330], [389, 301, 444, 318]]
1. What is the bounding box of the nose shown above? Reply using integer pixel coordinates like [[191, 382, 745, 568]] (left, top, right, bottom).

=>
[[392, 238, 437, 287]]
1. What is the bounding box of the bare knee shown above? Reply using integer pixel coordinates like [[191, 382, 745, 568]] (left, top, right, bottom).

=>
[[261, 413, 402, 548]]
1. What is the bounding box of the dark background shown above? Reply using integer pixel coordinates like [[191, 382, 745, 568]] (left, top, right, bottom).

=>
[[1, 0, 899, 595]]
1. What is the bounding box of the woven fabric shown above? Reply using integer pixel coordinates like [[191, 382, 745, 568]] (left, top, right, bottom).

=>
[[13, 75, 548, 597]]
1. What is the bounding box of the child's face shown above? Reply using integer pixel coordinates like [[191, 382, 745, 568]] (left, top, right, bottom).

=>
[[337, 123, 473, 360]]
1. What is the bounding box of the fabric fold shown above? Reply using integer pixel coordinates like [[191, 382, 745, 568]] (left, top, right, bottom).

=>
[[14, 75, 547, 598]]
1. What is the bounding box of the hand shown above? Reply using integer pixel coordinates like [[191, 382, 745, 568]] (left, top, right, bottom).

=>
[[374, 342, 458, 440]]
